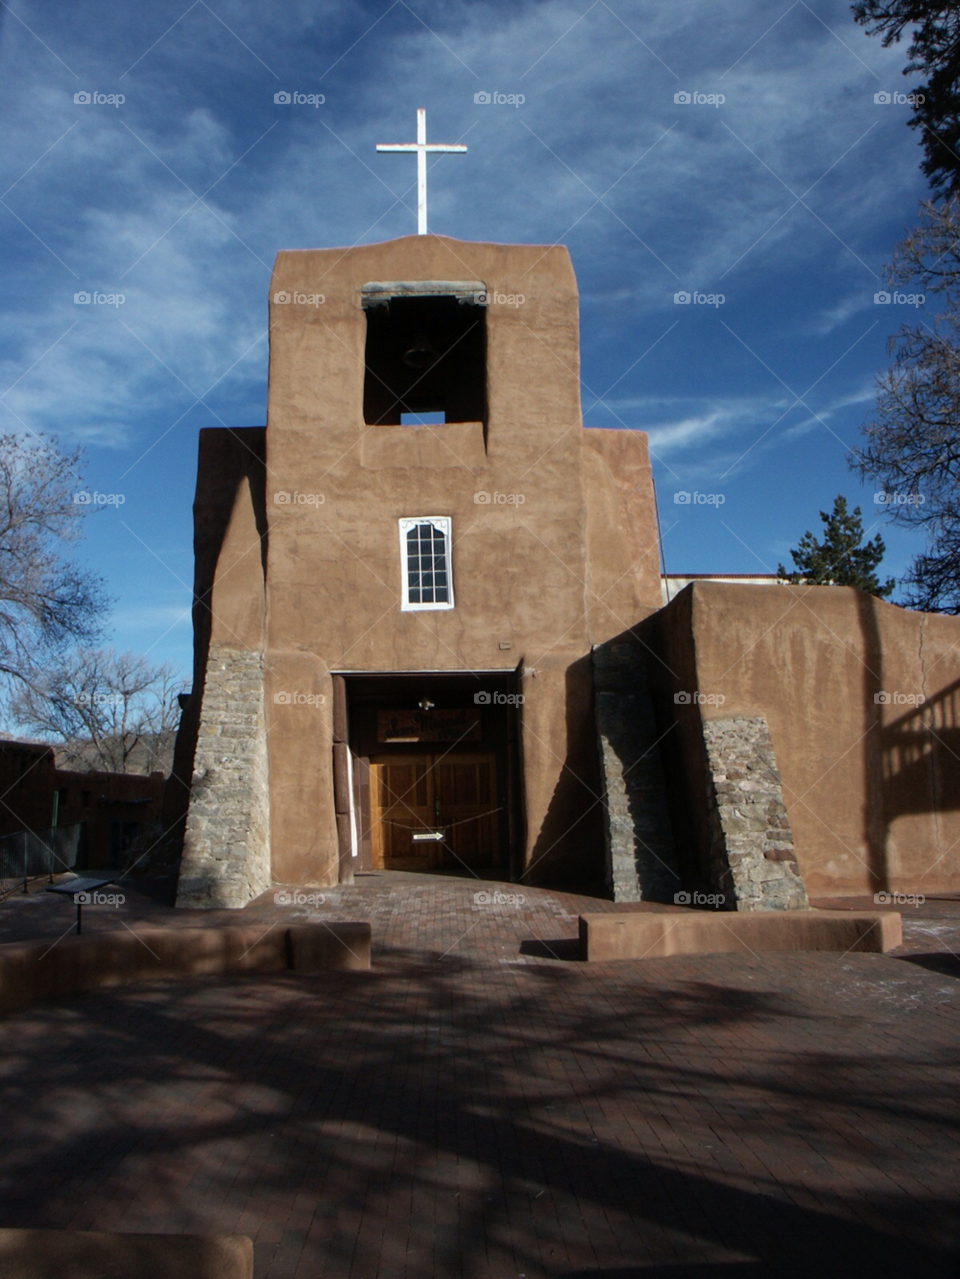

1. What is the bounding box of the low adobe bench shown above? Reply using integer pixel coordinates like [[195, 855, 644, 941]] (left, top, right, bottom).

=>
[[0, 1228, 252, 1278], [579, 909, 902, 961], [0, 922, 371, 1015]]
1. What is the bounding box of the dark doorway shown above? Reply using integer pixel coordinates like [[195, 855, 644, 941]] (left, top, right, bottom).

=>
[[339, 671, 523, 880]]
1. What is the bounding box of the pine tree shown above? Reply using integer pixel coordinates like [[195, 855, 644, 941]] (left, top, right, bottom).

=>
[[777, 496, 896, 598], [852, 0, 960, 197]]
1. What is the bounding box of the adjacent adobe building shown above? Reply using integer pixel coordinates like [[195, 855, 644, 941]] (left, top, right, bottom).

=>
[[0, 739, 165, 872], [169, 233, 960, 911]]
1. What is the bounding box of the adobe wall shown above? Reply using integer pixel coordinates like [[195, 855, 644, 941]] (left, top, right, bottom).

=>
[[0, 742, 57, 838], [54, 768, 165, 870], [0, 741, 164, 871], [170, 239, 668, 895], [581, 428, 663, 626], [263, 236, 660, 888], [645, 582, 960, 897]]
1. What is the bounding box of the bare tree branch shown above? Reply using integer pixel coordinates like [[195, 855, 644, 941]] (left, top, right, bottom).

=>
[[0, 433, 107, 690], [10, 648, 185, 774], [858, 198, 960, 612]]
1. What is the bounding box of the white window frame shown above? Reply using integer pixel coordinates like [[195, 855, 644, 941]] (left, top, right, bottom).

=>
[[399, 516, 455, 612]]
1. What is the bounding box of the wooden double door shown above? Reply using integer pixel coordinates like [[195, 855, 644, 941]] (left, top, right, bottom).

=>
[[369, 752, 501, 871]]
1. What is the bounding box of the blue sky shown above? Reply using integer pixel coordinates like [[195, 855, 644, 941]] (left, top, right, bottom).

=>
[[0, 0, 931, 681]]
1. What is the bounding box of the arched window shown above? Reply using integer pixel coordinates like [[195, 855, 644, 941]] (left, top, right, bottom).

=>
[[399, 517, 454, 611]]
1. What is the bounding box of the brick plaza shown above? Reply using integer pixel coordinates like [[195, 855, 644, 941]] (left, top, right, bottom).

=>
[[1, 873, 959, 1277]]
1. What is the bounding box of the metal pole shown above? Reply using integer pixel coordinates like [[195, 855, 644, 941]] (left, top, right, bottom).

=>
[[651, 470, 670, 606], [417, 108, 427, 234], [49, 788, 59, 883]]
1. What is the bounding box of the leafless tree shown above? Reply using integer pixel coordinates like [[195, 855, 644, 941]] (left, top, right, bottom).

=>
[[11, 648, 185, 774], [0, 433, 107, 688], [858, 198, 960, 612]]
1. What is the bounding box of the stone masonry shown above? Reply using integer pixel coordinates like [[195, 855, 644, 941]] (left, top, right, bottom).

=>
[[176, 646, 271, 909], [593, 642, 682, 902], [702, 716, 808, 912]]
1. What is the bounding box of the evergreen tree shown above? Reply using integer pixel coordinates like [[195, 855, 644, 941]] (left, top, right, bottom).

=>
[[852, 0, 960, 197], [777, 496, 896, 598]]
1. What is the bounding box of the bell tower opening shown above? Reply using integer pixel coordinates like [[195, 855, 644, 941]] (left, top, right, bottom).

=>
[[362, 291, 487, 427]]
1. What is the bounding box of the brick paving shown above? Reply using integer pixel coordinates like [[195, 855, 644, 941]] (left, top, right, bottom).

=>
[[1, 872, 960, 1276]]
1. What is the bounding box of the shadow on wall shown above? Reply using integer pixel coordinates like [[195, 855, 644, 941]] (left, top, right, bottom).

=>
[[881, 678, 960, 816], [628, 603, 710, 895], [860, 591, 960, 893], [882, 678, 960, 810], [638, 586, 960, 899], [522, 655, 606, 890], [857, 591, 888, 895]]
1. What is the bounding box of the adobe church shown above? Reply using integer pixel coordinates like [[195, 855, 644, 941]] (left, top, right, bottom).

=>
[[168, 206, 960, 911]]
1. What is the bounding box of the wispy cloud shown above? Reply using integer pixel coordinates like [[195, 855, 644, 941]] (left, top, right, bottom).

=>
[[0, 0, 929, 664]]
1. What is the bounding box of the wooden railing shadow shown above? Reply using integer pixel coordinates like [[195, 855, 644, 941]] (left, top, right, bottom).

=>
[[880, 676, 960, 819]]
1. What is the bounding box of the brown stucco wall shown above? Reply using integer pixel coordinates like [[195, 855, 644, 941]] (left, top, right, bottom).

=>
[[259, 236, 662, 889], [171, 237, 668, 896], [582, 428, 663, 627], [645, 582, 960, 897]]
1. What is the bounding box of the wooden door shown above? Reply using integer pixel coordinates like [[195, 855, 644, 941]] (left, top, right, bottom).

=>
[[370, 752, 501, 872], [370, 755, 439, 870], [436, 754, 499, 870]]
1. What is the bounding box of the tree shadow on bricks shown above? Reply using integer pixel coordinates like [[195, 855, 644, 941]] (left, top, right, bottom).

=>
[[0, 953, 958, 1279], [897, 951, 960, 979]]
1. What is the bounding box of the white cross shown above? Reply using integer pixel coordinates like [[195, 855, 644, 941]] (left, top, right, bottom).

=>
[[377, 108, 467, 235]]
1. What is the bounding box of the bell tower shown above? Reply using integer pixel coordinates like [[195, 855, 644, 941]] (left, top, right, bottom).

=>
[[174, 233, 663, 907]]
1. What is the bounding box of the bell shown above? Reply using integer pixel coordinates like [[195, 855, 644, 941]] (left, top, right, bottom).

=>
[[402, 336, 439, 370]]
